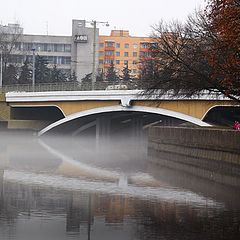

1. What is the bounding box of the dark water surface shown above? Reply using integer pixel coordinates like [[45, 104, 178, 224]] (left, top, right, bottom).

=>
[[0, 132, 240, 240]]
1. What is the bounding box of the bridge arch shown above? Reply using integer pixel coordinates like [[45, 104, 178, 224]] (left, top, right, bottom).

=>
[[202, 105, 240, 126], [38, 105, 211, 136]]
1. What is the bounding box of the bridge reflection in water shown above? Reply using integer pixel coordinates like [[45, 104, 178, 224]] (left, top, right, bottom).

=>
[[0, 131, 240, 240]]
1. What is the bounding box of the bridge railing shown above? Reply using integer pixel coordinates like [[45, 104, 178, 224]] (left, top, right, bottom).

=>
[[0, 81, 228, 101], [0, 80, 149, 93]]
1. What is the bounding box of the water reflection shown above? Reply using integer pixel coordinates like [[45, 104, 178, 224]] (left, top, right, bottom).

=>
[[0, 131, 240, 240], [1, 179, 240, 240]]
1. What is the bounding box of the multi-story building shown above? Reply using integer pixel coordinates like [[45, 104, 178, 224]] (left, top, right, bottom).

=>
[[1, 20, 153, 82], [99, 30, 152, 79], [1, 20, 98, 82]]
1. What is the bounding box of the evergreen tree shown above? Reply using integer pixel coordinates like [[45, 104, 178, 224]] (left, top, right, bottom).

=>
[[3, 64, 18, 85], [50, 65, 67, 83], [35, 55, 50, 83], [121, 64, 131, 81], [105, 63, 118, 81], [96, 69, 104, 82], [68, 71, 78, 82], [81, 73, 92, 83], [18, 59, 32, 84]]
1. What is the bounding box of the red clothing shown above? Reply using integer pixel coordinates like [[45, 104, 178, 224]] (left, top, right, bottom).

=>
[[233, 121, 240, 130]]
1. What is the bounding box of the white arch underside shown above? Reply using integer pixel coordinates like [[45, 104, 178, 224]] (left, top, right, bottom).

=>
[[38, 105, 211, 136]]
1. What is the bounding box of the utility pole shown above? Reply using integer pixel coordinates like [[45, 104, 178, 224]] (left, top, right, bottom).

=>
[[32, 48, 36, 91], [91, 20, 97, 90]]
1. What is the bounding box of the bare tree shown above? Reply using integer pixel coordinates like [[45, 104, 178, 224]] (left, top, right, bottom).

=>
[[140, 9, 240, 102], [0, 23, 23, 84]]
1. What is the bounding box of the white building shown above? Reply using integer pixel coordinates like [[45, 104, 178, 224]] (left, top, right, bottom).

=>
[[0, 20, 99, 82]]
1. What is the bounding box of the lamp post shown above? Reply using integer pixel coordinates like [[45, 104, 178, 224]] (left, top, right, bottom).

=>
[[32, 48, 36, 91], [88, 20, 109, 90], [91, 20, 97, 91]]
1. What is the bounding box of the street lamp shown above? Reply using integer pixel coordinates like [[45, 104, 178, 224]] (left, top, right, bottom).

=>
[[32, 48, 36, 90], [88, 20, 109, 90]]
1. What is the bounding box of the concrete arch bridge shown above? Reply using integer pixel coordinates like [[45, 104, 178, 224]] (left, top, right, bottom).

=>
[[5, 90, 238, 137]]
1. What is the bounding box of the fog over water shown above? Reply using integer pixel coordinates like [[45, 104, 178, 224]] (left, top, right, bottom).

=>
[[0, 131, 240, 240]]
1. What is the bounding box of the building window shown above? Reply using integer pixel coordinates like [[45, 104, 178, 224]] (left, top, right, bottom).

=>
[[140, 42, 149, 48], [99, 59, 104, 64], [64, 44, 71, 52], [105, 41, 115, 47], [44, 56, 71, 65], [116, 43, 120, 48], [124, 43, 129, 48], [133, 52, 137, 57], [61, 56, 70, 64], [99, 51, 104, 56], [124, 52, 129, 57], [104, 59, 114, 64], [43, 43, 48, 51], [23, 43, 33, 51], [116, 60, 120, 65], [65, 57, 71, 64], [14, 42, 22, 51], [116, 51, 120, 56], [133, 43, 138, 49], [151, 42, 158, 48], [23, 43, 71, 53], [124, 60, 128, 65], [105, 50, 114, 56], [132, 60, 137, 65], [35, 43, 44, 52], [99, 43, 104, 48], [140, 51, 150, 57], [54, 44, 65, 52]]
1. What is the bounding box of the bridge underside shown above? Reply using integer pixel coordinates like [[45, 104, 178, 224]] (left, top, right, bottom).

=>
[[11, 106, 65, 121], [37, 104, 211, 138], [203, 106, 240, 126], [42, 111, 186, 136]]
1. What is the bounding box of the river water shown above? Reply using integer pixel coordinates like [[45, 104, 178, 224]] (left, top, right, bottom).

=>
[[0, 131, 240, 240]]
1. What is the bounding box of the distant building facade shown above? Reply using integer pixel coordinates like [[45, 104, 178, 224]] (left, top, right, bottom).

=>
[[1, 20, 153, 82], [1, 20, 98, 82], [99, 30, 152, 79]]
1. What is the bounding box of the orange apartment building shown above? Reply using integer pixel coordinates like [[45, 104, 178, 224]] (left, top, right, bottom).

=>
[[99, 30, 153, 79]]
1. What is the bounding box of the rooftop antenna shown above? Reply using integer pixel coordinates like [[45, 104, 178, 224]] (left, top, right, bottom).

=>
[[46, 21, 48, 35]]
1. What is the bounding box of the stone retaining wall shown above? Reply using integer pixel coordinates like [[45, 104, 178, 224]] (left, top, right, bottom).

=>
[[148, 127, 240, 187]]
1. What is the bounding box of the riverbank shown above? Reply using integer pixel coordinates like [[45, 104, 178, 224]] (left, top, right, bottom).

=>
[[148, 127, 240, 187]]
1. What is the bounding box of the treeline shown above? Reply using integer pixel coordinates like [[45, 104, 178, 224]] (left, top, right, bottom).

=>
[[82, 63, 134, 83], [2, 55, 77, 85]]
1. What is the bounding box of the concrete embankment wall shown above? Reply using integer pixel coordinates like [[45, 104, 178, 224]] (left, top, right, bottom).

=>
[[0, 94, 10, 129], [148, 127, 240, 187]]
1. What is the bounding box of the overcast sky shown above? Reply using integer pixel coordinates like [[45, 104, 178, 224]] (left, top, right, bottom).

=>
[[1, 0, 206, 37]]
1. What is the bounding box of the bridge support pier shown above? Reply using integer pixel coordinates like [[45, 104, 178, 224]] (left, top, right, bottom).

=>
[[131, 117, 144, 140], [96, 116, 111, 151]]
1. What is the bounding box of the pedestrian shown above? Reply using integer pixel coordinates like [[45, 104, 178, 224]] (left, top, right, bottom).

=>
[[233, 121, 240, 130]]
